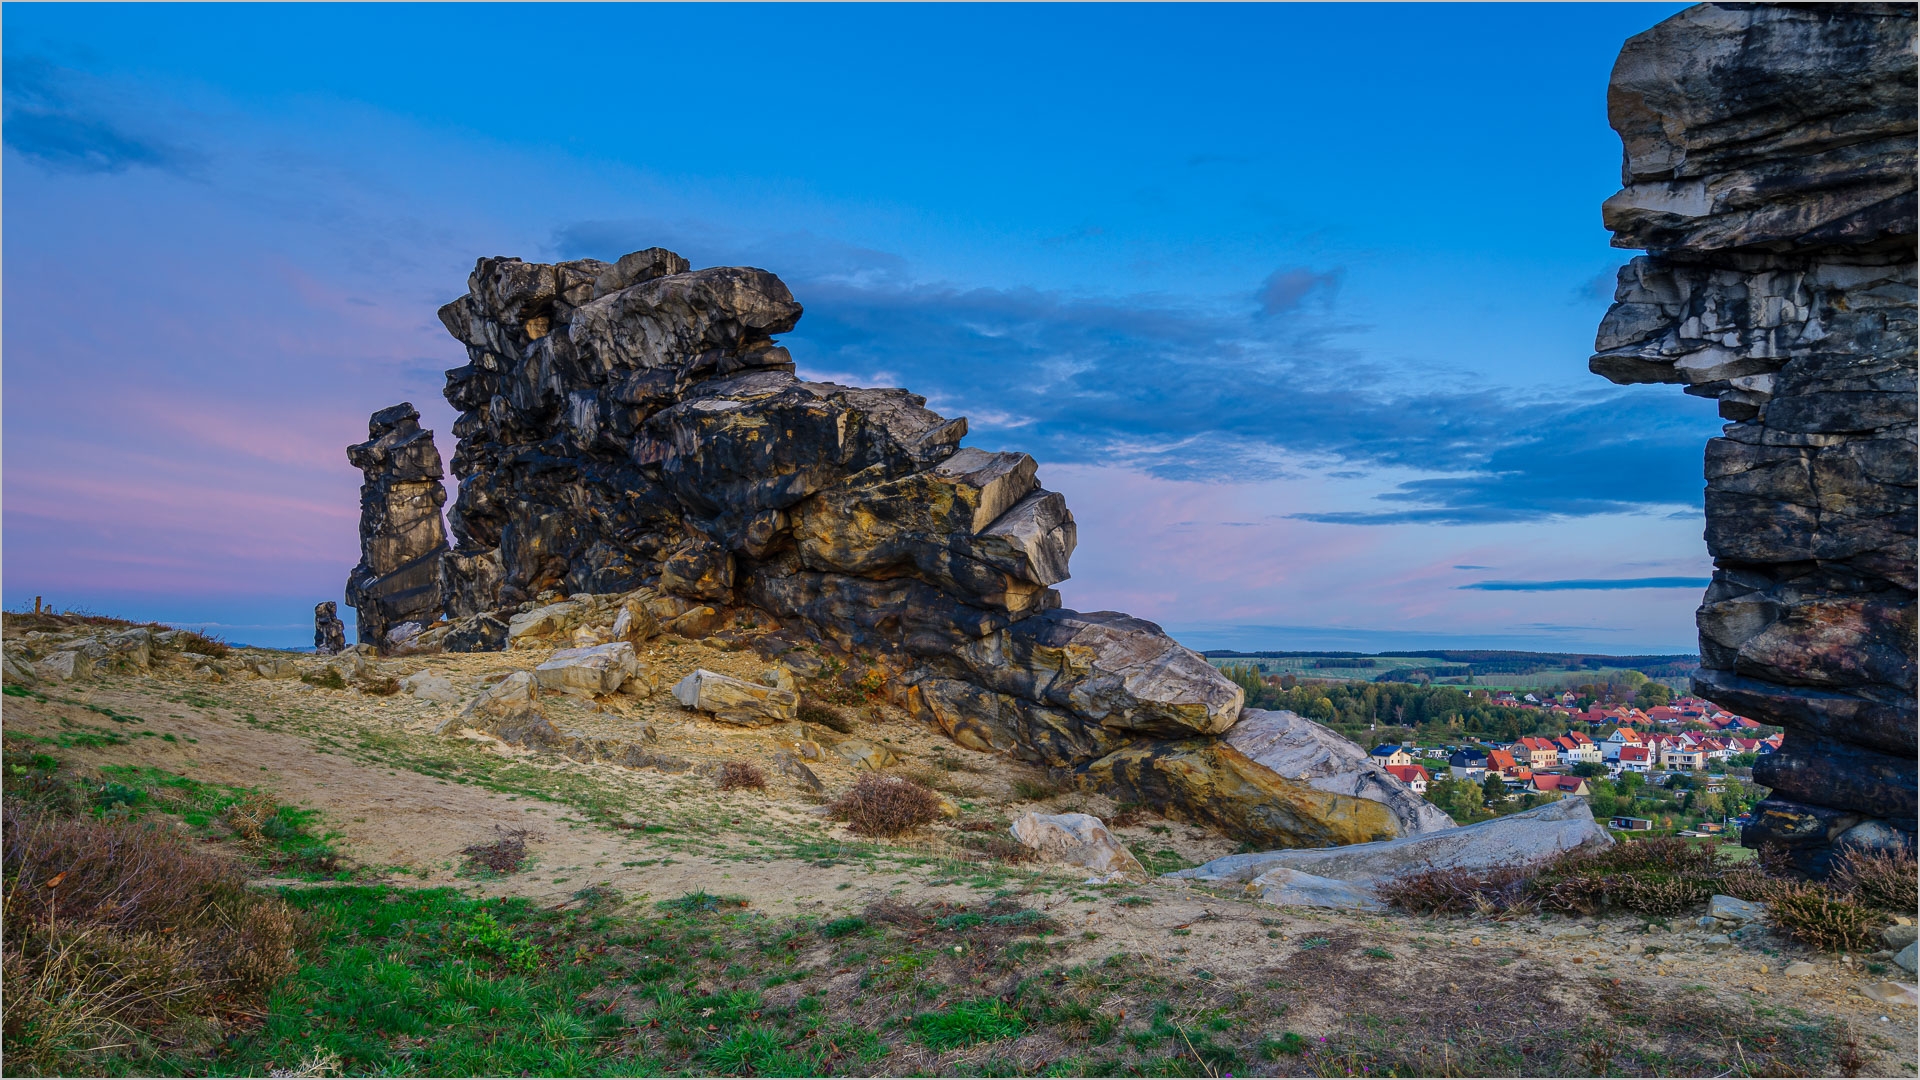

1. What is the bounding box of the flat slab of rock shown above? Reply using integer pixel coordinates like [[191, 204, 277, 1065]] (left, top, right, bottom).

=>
[[1171, 796, 1612, 887], [1784, 961, 1818, 977], [671, 668, 798, 726], [534, 642, 641, 697], [832, 739, 898, 771], [1244, 867, 1384, 911], [399, 671, 459, 702], [508, 601, 583, 642], [1224, 709, 1457, 837], [1708, 894, 1767, 924], [1009, 811, 1146, 879], [1862, 981, 1918, 1007]]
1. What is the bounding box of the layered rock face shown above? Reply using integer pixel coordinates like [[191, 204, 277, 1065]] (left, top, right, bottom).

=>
[[1592, 3, 1917, 873], [344, 403, 451, 646], [427, 245, 1417, 847]]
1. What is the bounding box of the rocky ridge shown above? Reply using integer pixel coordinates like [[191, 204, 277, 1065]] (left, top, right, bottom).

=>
[[1591, 3, 1917, 873], [322, 244, 1442, 848]]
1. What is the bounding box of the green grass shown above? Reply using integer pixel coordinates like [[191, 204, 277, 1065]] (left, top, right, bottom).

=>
[[914, 999, 1027, 1050]]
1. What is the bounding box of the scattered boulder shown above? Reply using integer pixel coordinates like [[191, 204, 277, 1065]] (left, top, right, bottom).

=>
[[1784, 961, 1818, 977], [314, 601, 347, 655], [1172, 797, 1613, 888], [1887, 925, 1919, 950], [250, 657, 300, 680], [670, 668, 799, 726], [1224, 709, 1458, 836], [1862, 981, 1918, 1007], [665, 606, 722, 639], [1707, 895, 1767, 925], [1896, 943, 1917, 976], [33, 651, 90, 682], [831, 739, 899, 771], [399, 671, 459, 702], [610, 600, 660, 643], [533, 642, 643, 697], [1244, 867, 1385, 911], [508, 601, 582, 643], [773, 749, 825, 794], [452, 671, 560, 746], [1009, 811, 1146, 880]]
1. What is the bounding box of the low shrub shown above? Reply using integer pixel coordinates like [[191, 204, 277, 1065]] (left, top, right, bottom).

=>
[[1830, 845, 1918, 913], [300, 668, 346, 691], [460, 826, 533, 877], [1, 801, 300, 1074], [819, 916, 867, 939], [1375, 864, 1538, 918], [828, 774, 941, 837], [716, 762, 767, 792], [354, 675, 400, 696], [1534, 837, 1728, 916], [1767, 880, 1880, 953], [174, 630, 231, 659]]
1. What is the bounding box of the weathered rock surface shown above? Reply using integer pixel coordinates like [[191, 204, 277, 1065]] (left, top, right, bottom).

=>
[[1171, 797, 1612, 888], [399, 671, 458, 703], [314, 602, 347, 655], [1707, 894, 1767, 924], [344, 404, 450, 646], [453, 670, 559, 746], [670, 668, 798, 726], [1243, 866, 1385, 911], [1076, 737, 1401, 850], [1593, 3, 1918, 874], [534, 642, 643, 697], [1224, 709, 1457, 837], [1008, 811, 1146, 880]]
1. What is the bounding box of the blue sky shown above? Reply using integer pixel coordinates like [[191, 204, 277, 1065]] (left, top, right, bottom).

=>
[[2, 2, 1715, 651]]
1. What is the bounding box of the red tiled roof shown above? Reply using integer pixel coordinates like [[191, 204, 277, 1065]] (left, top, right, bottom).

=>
[[1487, 749, 1517, 771], [1620, 746, 1651, 763], [1383, 764, 1430, 785]]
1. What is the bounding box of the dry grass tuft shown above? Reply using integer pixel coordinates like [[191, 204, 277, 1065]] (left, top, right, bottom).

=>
[[175, 630, 232, 659], [1829, 844, 1918, 913], [828, 774, 942, 837], [1375, 864, 1538, 918], [1, 801, 300, 1074], [1766, 880, 1881, 953], [716, 762, 767, 792]]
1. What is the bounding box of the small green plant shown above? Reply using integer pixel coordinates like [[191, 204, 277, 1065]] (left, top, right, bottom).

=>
[[821, 916, 868, 939], [1297, 936, 1331, 950], [301, 668, 346, 691], [658, 890, 747, 915], [1260, 1032, 1309, 1058], [459, 909, 543, 973], [1362, 946, 1393, 960], [914, 998, 1027, 1050]]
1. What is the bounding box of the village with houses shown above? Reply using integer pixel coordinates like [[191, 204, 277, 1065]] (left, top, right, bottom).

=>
[[1365, 692, 1783, 836]]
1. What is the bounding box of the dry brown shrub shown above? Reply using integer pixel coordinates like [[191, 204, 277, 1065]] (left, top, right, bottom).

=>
[[863, 897, 926, 927], [353, 675, 400, 696], [1, 802, 301, 1073], [1534, 836, 1726, 916], [1830, 844, 1918, 913], [222, 793, 279, 848], [175, 630, 231, 659], [1375, 864, 1538, 917], [1716, 866, 1790, 903], [459, 827, 532, 876], [716, 762, 767, 792], [828, 774, 941, 837], [1767, 880, 1880, 952]]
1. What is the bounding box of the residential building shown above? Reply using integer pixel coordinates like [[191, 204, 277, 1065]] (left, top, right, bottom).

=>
[[1486, 748, 1519, 778], [1370, 745, 1414, 767], [1660, 743, 1706, 771], [1610, 816, 1654, 831], [1618, 745, 1653, 773], [1383, 763, 1431, 794], [1530, 774, 1589, 796], [1447, 750, 1487, 779], [1513, 737, 1558, 770]]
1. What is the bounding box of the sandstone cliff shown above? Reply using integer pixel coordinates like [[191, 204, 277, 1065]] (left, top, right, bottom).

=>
[[1592, 3, 1917, 872], [386, 244, 1424, 847], [344, 403, 450, 647]]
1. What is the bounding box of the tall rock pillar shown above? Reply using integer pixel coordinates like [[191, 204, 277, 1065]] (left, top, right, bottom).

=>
[[345, 403, 451, 648], [1591, 4, 1916, 873]]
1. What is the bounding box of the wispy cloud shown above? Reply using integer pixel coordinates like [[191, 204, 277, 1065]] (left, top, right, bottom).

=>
[[3, 58, 197, 175], [1460, 577, 1711, 592], [1256, 266, 1342, 316]]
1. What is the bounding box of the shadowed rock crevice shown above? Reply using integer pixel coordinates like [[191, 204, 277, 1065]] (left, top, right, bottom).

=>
[[1592, 2, 1917, 874]]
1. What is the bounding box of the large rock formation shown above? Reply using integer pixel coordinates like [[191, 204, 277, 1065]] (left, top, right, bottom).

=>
[[1592, 3, 1917, 873], [344, 403, 451, 647], [421, 244, 1427, 844]]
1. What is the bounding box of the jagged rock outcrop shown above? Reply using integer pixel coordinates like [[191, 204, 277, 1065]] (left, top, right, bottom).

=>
[[411, 242, 1452, 845], [344, 404, 451, 647], [1592, 3, 1917, 874]]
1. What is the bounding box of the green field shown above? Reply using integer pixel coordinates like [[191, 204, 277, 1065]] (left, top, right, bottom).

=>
[[1203, 652, 1695, 693]]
